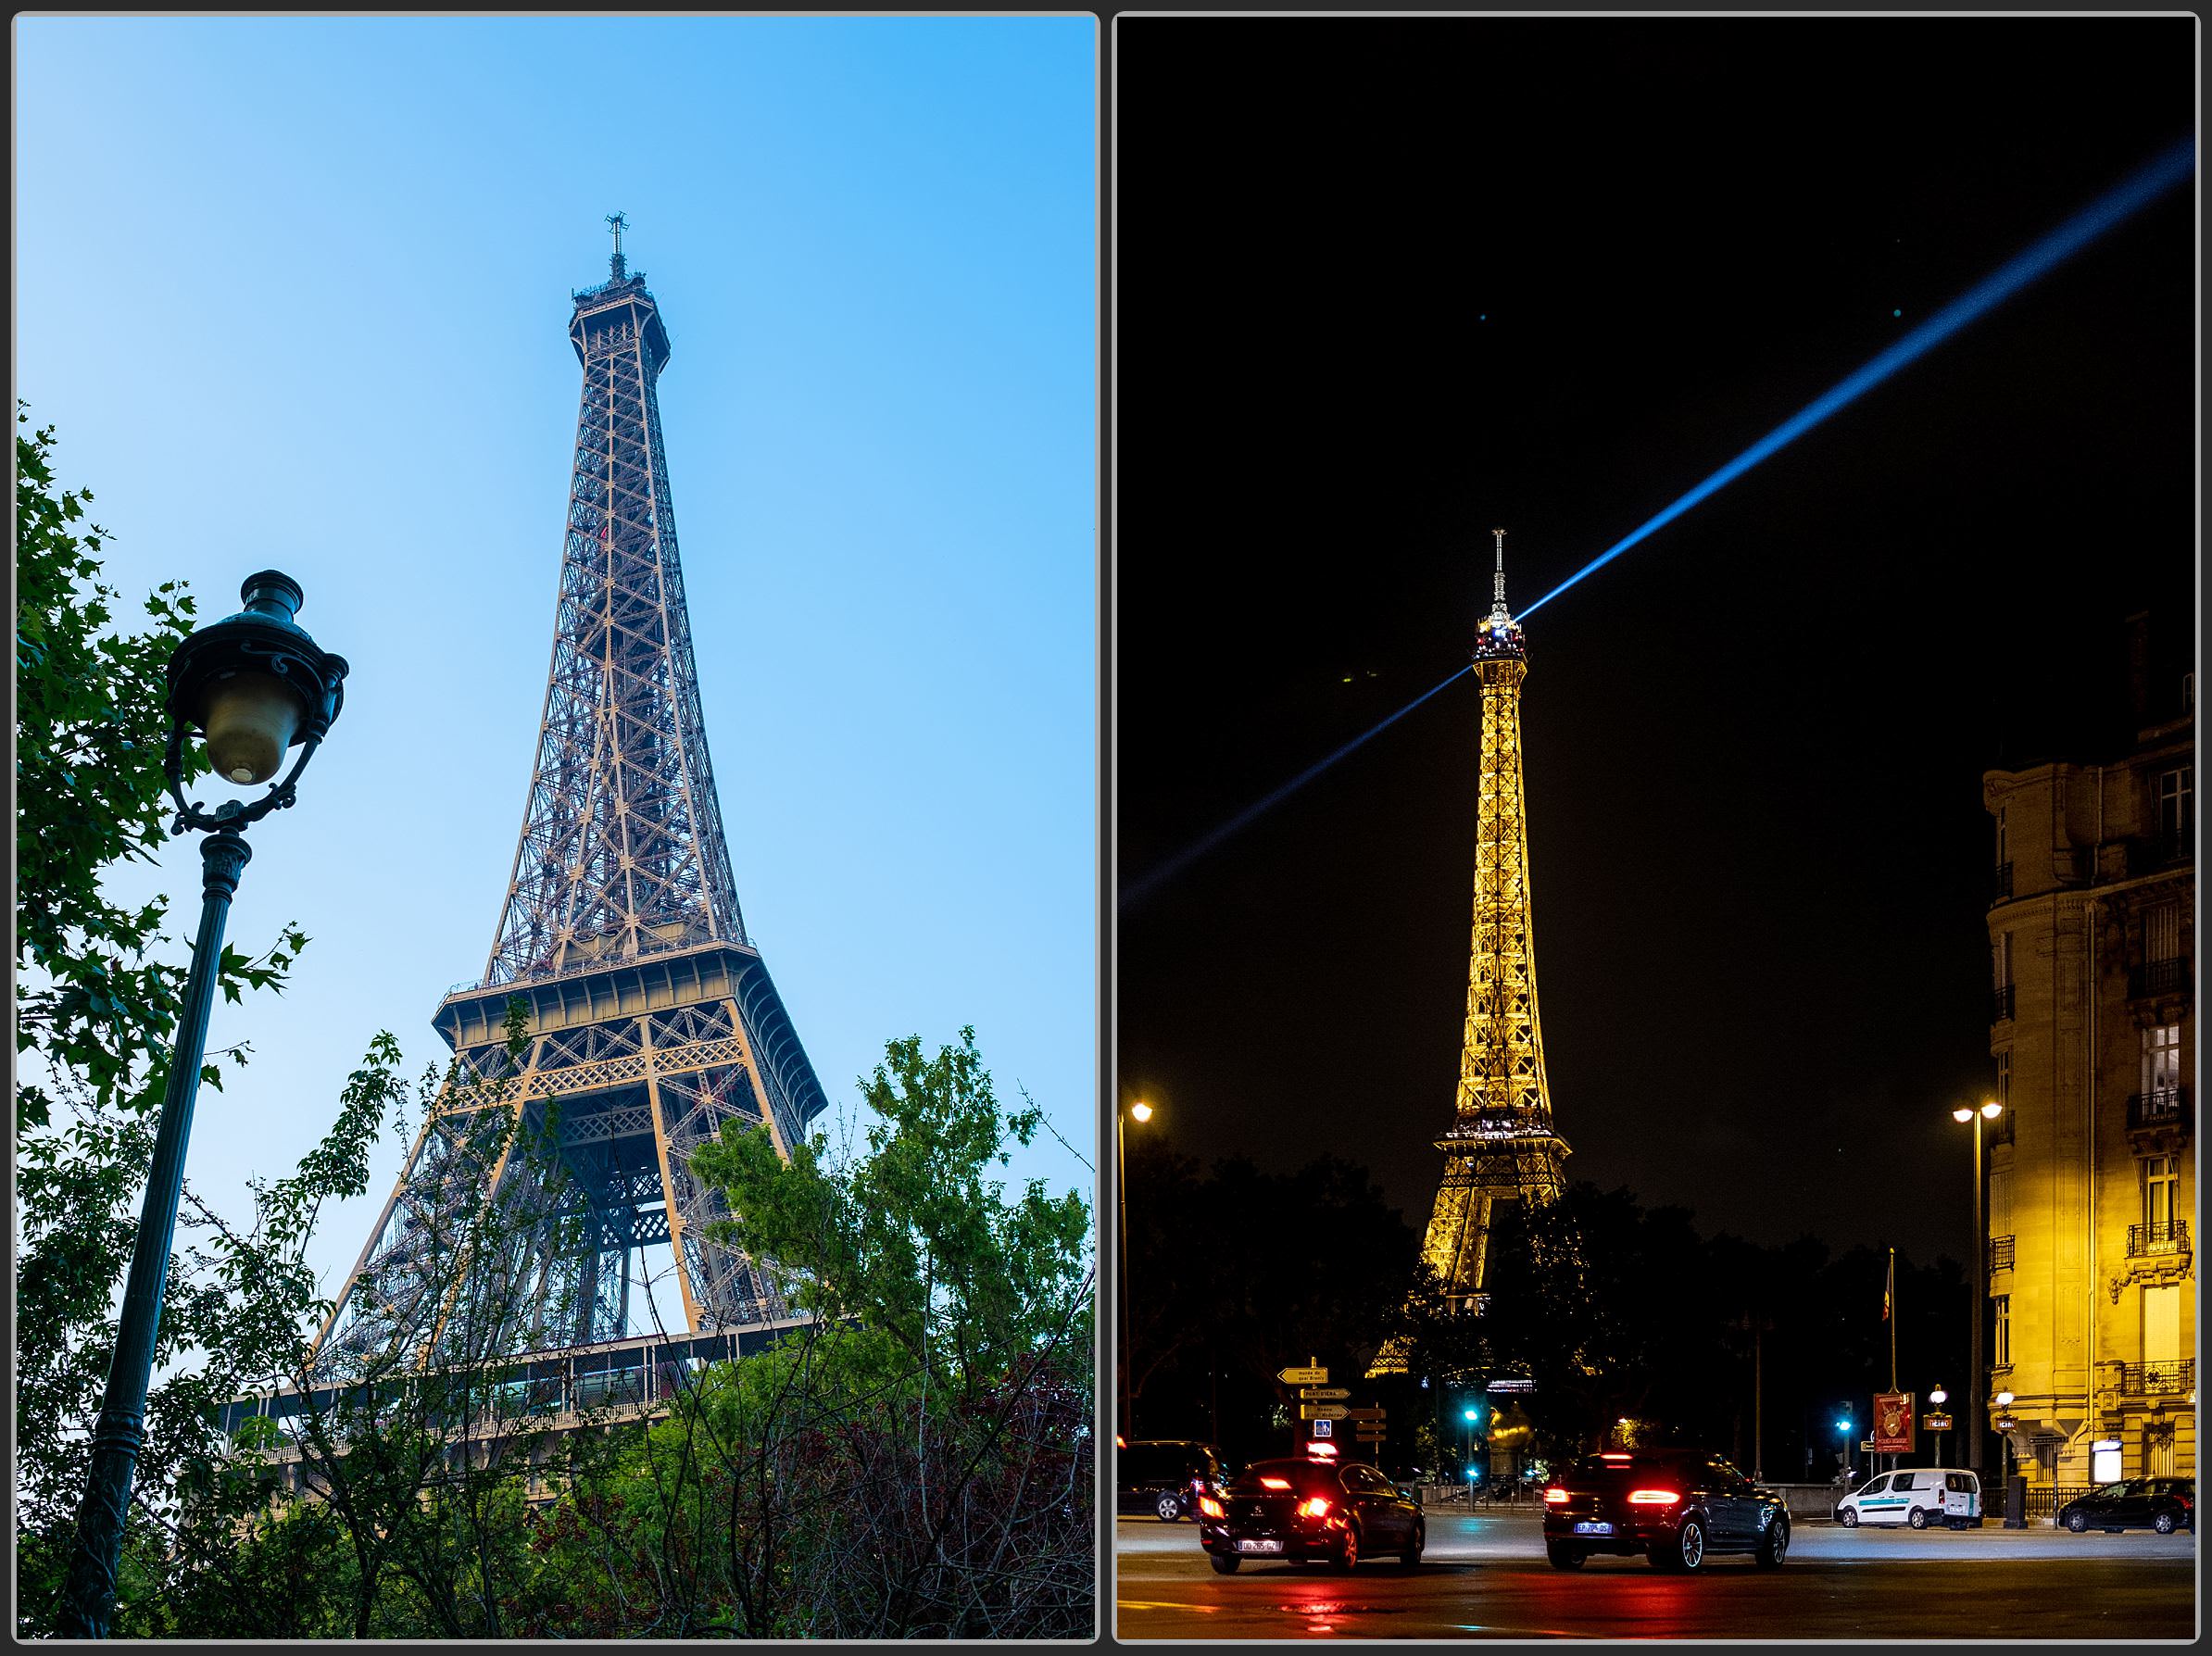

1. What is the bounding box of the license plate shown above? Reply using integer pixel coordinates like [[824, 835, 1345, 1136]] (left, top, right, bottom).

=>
[[1574, 1522, 1615, 1536], [1237, 1538, 1285, 1553]]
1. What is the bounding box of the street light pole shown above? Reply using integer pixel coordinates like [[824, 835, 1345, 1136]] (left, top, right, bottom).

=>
[[53, 571, 346, 1638], [1953, 1100, 2001, 1475], [1118, 1100, 1153, 1439]]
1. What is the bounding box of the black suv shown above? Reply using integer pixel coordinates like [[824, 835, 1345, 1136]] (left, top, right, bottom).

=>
[[1542, 1449, 1790, 1572], [1199, 1456, 1425, 1573], [1116, 1439, 1226, 1522], [2056, 1478, 2195, 1534]]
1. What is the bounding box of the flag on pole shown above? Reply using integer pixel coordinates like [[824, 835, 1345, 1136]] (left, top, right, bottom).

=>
[[1881, 1249, 1893, 1322]]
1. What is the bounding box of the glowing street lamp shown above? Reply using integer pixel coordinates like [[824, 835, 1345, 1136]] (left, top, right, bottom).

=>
[[1118, 1099, 1156, 1437], [1951, 1099, 2003, 1474]]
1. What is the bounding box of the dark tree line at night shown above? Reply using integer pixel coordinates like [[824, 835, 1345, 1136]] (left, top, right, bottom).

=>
[[1124, 1133, 1972, 1483]]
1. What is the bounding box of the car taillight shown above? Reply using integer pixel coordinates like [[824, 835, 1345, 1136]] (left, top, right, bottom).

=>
[[1628, 1489, 1681, 1505], [1298, 1496, 1333, 1519], [1199, 1496, 1225, 1519], [1543, 1487, 1570, 1504], [1260, 1476, 1291, 1489]]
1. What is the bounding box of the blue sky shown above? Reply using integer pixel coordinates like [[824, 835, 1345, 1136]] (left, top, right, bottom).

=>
[[16, 16, 1097, 1321]]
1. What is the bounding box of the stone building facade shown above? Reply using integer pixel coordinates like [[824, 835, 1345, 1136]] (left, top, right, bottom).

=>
[[1982, 638, 2194, 1499]]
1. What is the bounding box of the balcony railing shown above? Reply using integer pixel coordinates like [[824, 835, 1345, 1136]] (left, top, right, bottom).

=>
[[2126, 1220, 2190, 1259], [1990, 985, 2016, 1023], [1991, 861, 2014, 905], [1988, 1235, 2015, 1273], [2116, 1360, 2195, 1397], [2127, 1086, 2191, 1135], [2129, 958, 2192, 1000]]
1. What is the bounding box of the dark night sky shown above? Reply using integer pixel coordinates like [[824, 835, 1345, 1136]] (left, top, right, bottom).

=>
[[1113, 19, 2195, 1271]]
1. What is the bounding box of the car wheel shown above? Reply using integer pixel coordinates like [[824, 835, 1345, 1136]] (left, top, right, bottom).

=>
[[1908, 1507, 1929, 1530], [2155, 1512, 2178, 1535], [1330, 1523, 1361, 1574], [1546, 1540, 1588, 1571], [1401, 1521, 1425, 1569], [1839, 1508, 1859, 1528], [1156, 1493, 1183, 1523], [1660, 1517, 1705, 1572], [2066, 1511, 2090, 1533], [1210, 1553, 1240, 1574], [1755, 1517, 1790, 1569]]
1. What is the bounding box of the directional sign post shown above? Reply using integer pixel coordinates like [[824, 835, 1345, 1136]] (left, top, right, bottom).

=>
[[1301, 1404, 1349, 1422], [1345, 1407, 1386, 1423], [1300, 1386, 1351, 1401], [1278, 1365, 1329, 1386]]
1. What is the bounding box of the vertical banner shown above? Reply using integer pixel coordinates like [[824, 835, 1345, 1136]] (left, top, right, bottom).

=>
[[1873, 1392, 1916, 1454]]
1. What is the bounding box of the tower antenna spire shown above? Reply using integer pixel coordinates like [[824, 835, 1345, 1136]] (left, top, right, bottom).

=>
[[1490, 527, 1511, 623], [607, 211, 629, 281]]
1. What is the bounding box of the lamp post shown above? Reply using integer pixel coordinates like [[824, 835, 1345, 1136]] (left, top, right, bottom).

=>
[[1836, 1411, 1855, 1486], [1951, 1099, 2002, 1474], [54, 572, 346, 1639], [1118, 1099, 1153, 1439], [1929, 1386, 1948, 1467]]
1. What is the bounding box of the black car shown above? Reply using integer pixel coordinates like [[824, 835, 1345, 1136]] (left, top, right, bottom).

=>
[[1199, 1456, 1425, 1573], [2056, 1478, 2195, 1534], [1116, 1439, 1226, 1522], [1541, 1449, 1790, 1572]]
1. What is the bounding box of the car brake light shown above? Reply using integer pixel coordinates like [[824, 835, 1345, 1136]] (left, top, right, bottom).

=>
[[1628, 1489, 1681, 1505], [1199, 1496, 1225, 1519], [1543, 1487, 1570, 1504], [1298, 1496, 1333, 1519], [1260, 1476, 1291, 1489]]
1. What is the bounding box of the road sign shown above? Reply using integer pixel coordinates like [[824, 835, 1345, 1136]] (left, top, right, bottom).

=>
[[1344, 1407, 1386, 1423], [1355, 1429, 1385, 1442], [1923, 1412, 1954, 1432], [1486, 1377, 1534, 1393], [1278, 1365, 1329, 1386], [1311, 1418, 1334, 1438], [1301, 1404, 1348, 1421], [1300, 1386, 1351, 1400]]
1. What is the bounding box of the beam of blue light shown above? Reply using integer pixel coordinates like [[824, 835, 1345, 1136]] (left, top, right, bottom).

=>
[[1517, 134, 2195, 621], [1122, 136, 2192, 909], [1120, 665, 1472, 909]]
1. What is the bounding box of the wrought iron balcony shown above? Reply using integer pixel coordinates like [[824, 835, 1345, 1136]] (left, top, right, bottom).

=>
[[2127, 1086, 2191, 1135], [1991, 861, 2014, 905], [1989, 985, 2016, 1023], [1988, 1235, 2015, 1273], [2126, 1220, 2190, 1259], [2129, 958, 2192, 1000], [2116, 1360, 2195, 1397]]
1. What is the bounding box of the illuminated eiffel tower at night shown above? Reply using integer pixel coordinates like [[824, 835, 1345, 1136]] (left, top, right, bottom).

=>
[[1418, 530, 1570, 1309], [312, 220, 828, 1374], [1374, 533, 1570, 1380]]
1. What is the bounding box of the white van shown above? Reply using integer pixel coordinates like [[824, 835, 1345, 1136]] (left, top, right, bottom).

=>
[[1835, 1469, 1982, 1529]]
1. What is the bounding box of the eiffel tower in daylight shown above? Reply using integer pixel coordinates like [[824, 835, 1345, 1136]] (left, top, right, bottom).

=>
[[1374, 533, 1569, 1377], [311, 219, 828, 1376]]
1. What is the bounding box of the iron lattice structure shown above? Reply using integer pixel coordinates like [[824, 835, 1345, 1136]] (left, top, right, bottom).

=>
[[312, 233, 828, 1379], [1416, 533, 1571, 1310]]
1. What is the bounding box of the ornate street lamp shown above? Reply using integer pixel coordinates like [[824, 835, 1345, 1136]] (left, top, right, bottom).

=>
[[55, 571, 346, 1638]]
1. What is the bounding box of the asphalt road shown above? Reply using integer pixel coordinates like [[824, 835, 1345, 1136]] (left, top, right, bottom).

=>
[[1116, 1512, 2198, 1639]]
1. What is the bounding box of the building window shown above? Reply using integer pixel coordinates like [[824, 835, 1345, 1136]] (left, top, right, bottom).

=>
[[1995, 805, 2008, 866], [1992, 1294, 2010, 1369], [2142, 1153, 2179, 1231], [1993, 932, 2014, 988], [2143, 904, 2181, 964], [2156, 766, 2193, 844], [2143, 1026, 2181, 1098], [1996, 1050, 2010, 1109]]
